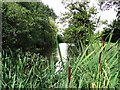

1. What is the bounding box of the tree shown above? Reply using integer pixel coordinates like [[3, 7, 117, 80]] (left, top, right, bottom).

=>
[[103, 19, 120, 42], [2, 2, 57, 55], [98, 0, 120, 19], [98, 0, 120, 42], [97, 0, 120, 22], [61, 1, 97, 50]]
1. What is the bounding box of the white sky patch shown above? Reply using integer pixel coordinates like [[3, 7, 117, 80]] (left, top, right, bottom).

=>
[[95, 5, 117, 33], [89, 0, 117, 22], [41, 0, 117, 33], [97, 6, 117, 23], [41, 0, 67, 16]]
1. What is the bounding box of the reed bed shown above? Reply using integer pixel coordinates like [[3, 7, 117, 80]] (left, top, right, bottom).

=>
[[1, 41, 120, 89]]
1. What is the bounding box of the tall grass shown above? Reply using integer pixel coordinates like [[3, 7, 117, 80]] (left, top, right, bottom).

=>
[[1, 40, 120, 89], [2, 51, 58, 88], [71, 42, 119, 88], [0, 58, 2, 89]]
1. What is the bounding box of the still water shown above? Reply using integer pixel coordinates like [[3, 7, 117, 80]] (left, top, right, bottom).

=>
[[55, 43, 76, 72], [55, 43, 68, 72]]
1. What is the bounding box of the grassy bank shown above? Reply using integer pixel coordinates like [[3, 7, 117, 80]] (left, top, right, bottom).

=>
[[1, 41, 120, 89]]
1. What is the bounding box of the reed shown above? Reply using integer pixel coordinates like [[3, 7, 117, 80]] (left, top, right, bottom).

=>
[[1, 39, 119, 89]]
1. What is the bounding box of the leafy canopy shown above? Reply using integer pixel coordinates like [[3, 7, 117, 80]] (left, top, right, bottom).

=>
[[62, 1, 97, 48], [2, 2, 58, 54]]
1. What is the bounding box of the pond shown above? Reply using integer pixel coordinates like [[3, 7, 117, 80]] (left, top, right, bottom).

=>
[[44, 43, 78, 72], [55, 43, 78, 72], [56, 43, 68, 72]]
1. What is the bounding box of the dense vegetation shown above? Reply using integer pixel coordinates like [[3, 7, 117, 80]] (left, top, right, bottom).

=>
[[1, 0, 120, 89], [2, 2, 57, 55], [2, 41, 119, 88], [98, 0, 120, 42], [63, 2, 96, 47], [103, 19, 120, 43]]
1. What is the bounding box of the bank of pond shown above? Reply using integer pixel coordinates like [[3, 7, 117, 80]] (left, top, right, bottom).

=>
[[1, 42, 119, 88]]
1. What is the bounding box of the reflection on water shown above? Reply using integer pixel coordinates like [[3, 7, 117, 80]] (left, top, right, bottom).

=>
[[55, 43, 77, 72], [56, 43, 68, 61], [0, 52, 1, 58], [56, 43, 68, 72], [44, 43, 77, 72]]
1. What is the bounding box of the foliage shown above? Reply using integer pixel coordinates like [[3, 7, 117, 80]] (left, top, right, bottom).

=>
[[2, 2, 57, 54], [2, 1, 119, 89], [57, 34, 65, 43], [103, 19, 120, 43], [2, 41, 119, 89], [62, 1, 97, 50], [98, 0, 120, 19], [97, 0, 120, 44], [2, 50, 58, 88]]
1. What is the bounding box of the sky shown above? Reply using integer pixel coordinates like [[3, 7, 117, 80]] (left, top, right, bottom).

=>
[[41, 0, 117, 32], [41, 0, 67, 16]]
